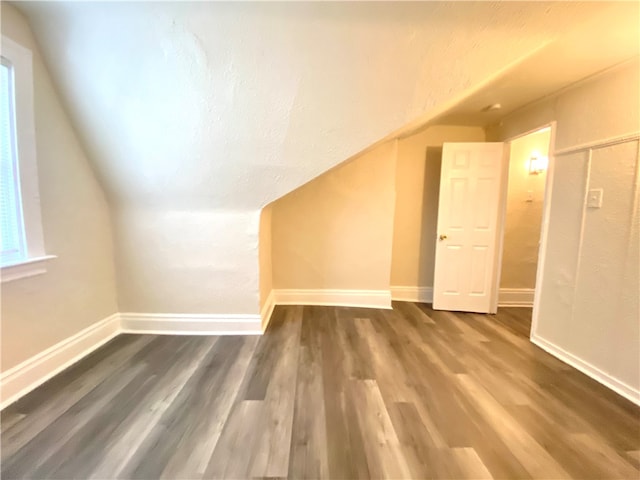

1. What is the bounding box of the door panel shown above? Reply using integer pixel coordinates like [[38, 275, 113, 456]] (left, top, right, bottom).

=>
[[449, 178, 468, 228], [433, 142, 506, 313]]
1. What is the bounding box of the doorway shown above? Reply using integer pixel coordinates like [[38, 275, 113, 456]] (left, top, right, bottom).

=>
[[498, 126, 553, 323], [431, 125, 555, 319]]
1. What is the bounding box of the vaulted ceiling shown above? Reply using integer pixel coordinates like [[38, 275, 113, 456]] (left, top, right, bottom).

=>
[[15, 1, 637, 210]]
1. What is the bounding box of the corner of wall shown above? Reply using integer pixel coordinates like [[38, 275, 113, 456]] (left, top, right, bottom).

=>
[[259, 204, 274, 329]]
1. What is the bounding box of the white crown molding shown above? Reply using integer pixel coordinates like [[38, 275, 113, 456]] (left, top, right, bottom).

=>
[[273, 289, 392, 309], [0, 313, 120, 410], [390, 286, 433, 303], [498, 288, 535, 307], [119, 313, 263, 336], [531, 334, 640, 407]]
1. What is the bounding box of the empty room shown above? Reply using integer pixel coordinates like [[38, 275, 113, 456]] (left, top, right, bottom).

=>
[[1, 1, 639, 479]]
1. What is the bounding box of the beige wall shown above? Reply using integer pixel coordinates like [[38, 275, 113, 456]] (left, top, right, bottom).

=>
[[17, 2, 615, 317], [259, 204, 273, 314], [499, 128, 550, 289], [272, 141, 397, 291], [390, 125, 485, 288], [487, 59, 640, 396], [113, 209, 260, 314], [1, 4, 119, 371]]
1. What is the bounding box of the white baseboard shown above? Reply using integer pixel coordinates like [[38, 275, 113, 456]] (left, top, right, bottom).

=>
[[273, 289, 392, 309], [260, 290, 276, 332], [531, 334, 640, 407], [119, 313, 263, 335], [391, 286, 535, 308], [390, 286, 433, 303], [0, 313, 120, 410], [390, 286, 534, 307], [498, 288, 535, 307], [1, 309, 266, 409]]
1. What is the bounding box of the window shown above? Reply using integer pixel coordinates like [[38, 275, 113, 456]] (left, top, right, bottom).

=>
[[1, 36, 53, 282], [1, 58, 26, 265]]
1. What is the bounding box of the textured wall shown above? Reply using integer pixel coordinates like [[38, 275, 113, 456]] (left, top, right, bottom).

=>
[[259, 205, 273, 314], [487, 59, 640, 396], [1, 4, 118, 371], [16, 1, 610, 314], [499, 128, 550, 289], [113, 209, 260, 314], [272, 141, 397, 291], [17, 1, 599, 209], [390, 126, 486, 288]]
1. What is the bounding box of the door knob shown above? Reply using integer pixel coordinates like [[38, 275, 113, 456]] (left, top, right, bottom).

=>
[[439, 234, 448, 240]]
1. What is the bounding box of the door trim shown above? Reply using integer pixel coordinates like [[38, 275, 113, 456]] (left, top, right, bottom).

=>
[[490, 143, 511, 313], [497, 122, 557, 337]]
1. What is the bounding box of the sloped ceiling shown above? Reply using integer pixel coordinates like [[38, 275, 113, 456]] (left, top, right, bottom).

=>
[[14, 1, 625, 210], [432, 2, 640, 127]]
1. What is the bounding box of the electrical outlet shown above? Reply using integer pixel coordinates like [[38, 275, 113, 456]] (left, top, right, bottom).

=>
[[587, 188, 603, 208]]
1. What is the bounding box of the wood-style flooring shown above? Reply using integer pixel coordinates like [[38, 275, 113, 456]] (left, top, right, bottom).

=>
[[2, 303, 639, 479]]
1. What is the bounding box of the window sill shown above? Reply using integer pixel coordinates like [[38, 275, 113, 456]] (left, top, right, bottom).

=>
[[1, 255, 57, 283]]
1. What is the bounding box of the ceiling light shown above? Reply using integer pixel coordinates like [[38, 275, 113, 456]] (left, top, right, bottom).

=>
[[482, 103, 501, 112]]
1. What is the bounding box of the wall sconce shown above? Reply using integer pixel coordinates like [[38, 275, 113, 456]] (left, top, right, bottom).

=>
[[528, 152, 548, 175]]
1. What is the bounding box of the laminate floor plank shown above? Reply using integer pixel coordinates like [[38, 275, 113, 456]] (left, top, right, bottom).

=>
[[507, 403, 635, 480], [2, 361, 148, 479], [411, 378, 533, 479], [2, 304, 638, 479], [205, 400, 264, 479], [236, 306, 290, 402], [541, 379, 640, 451], [122, 336, 253, 480], [1, 334, 157, 459], [348, 379, 411, 480], [321, 308, 371, 480], [160, 335, 259, 480], [248, 306, 302, 478], [88, 336, 219, 479], [3, 336, 183, 477], [52, 336, 209, 479], [361, 318, 450, 450], [455, 373, 571, 478], [287, 307, 330, 480], [334, 307, 376, 380]]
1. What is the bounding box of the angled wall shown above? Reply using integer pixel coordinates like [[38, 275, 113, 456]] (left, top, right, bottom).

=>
[[15, 1, 608, 315], [113, 209, 260, 314], [1, 4, 118, 372], [271, 141, 397, 306], [268, 125, 489, 306]]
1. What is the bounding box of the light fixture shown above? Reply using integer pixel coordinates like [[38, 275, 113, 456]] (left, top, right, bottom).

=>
[[528, 151, 548, 175], [481, 103, 502, 112]]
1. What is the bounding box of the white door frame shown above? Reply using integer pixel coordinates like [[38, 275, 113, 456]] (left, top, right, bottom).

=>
[[496, 121, 557, 338]]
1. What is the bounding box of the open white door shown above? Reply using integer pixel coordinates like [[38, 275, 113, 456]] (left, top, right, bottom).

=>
[[433, 142, 507, 313]]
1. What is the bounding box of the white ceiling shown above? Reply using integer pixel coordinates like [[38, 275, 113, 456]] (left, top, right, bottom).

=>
[[13, 1, 639, 208], [431, 2, 640, 127]]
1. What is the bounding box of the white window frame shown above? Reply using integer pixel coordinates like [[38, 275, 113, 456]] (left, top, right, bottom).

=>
[[1, 35, 54, 283]]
